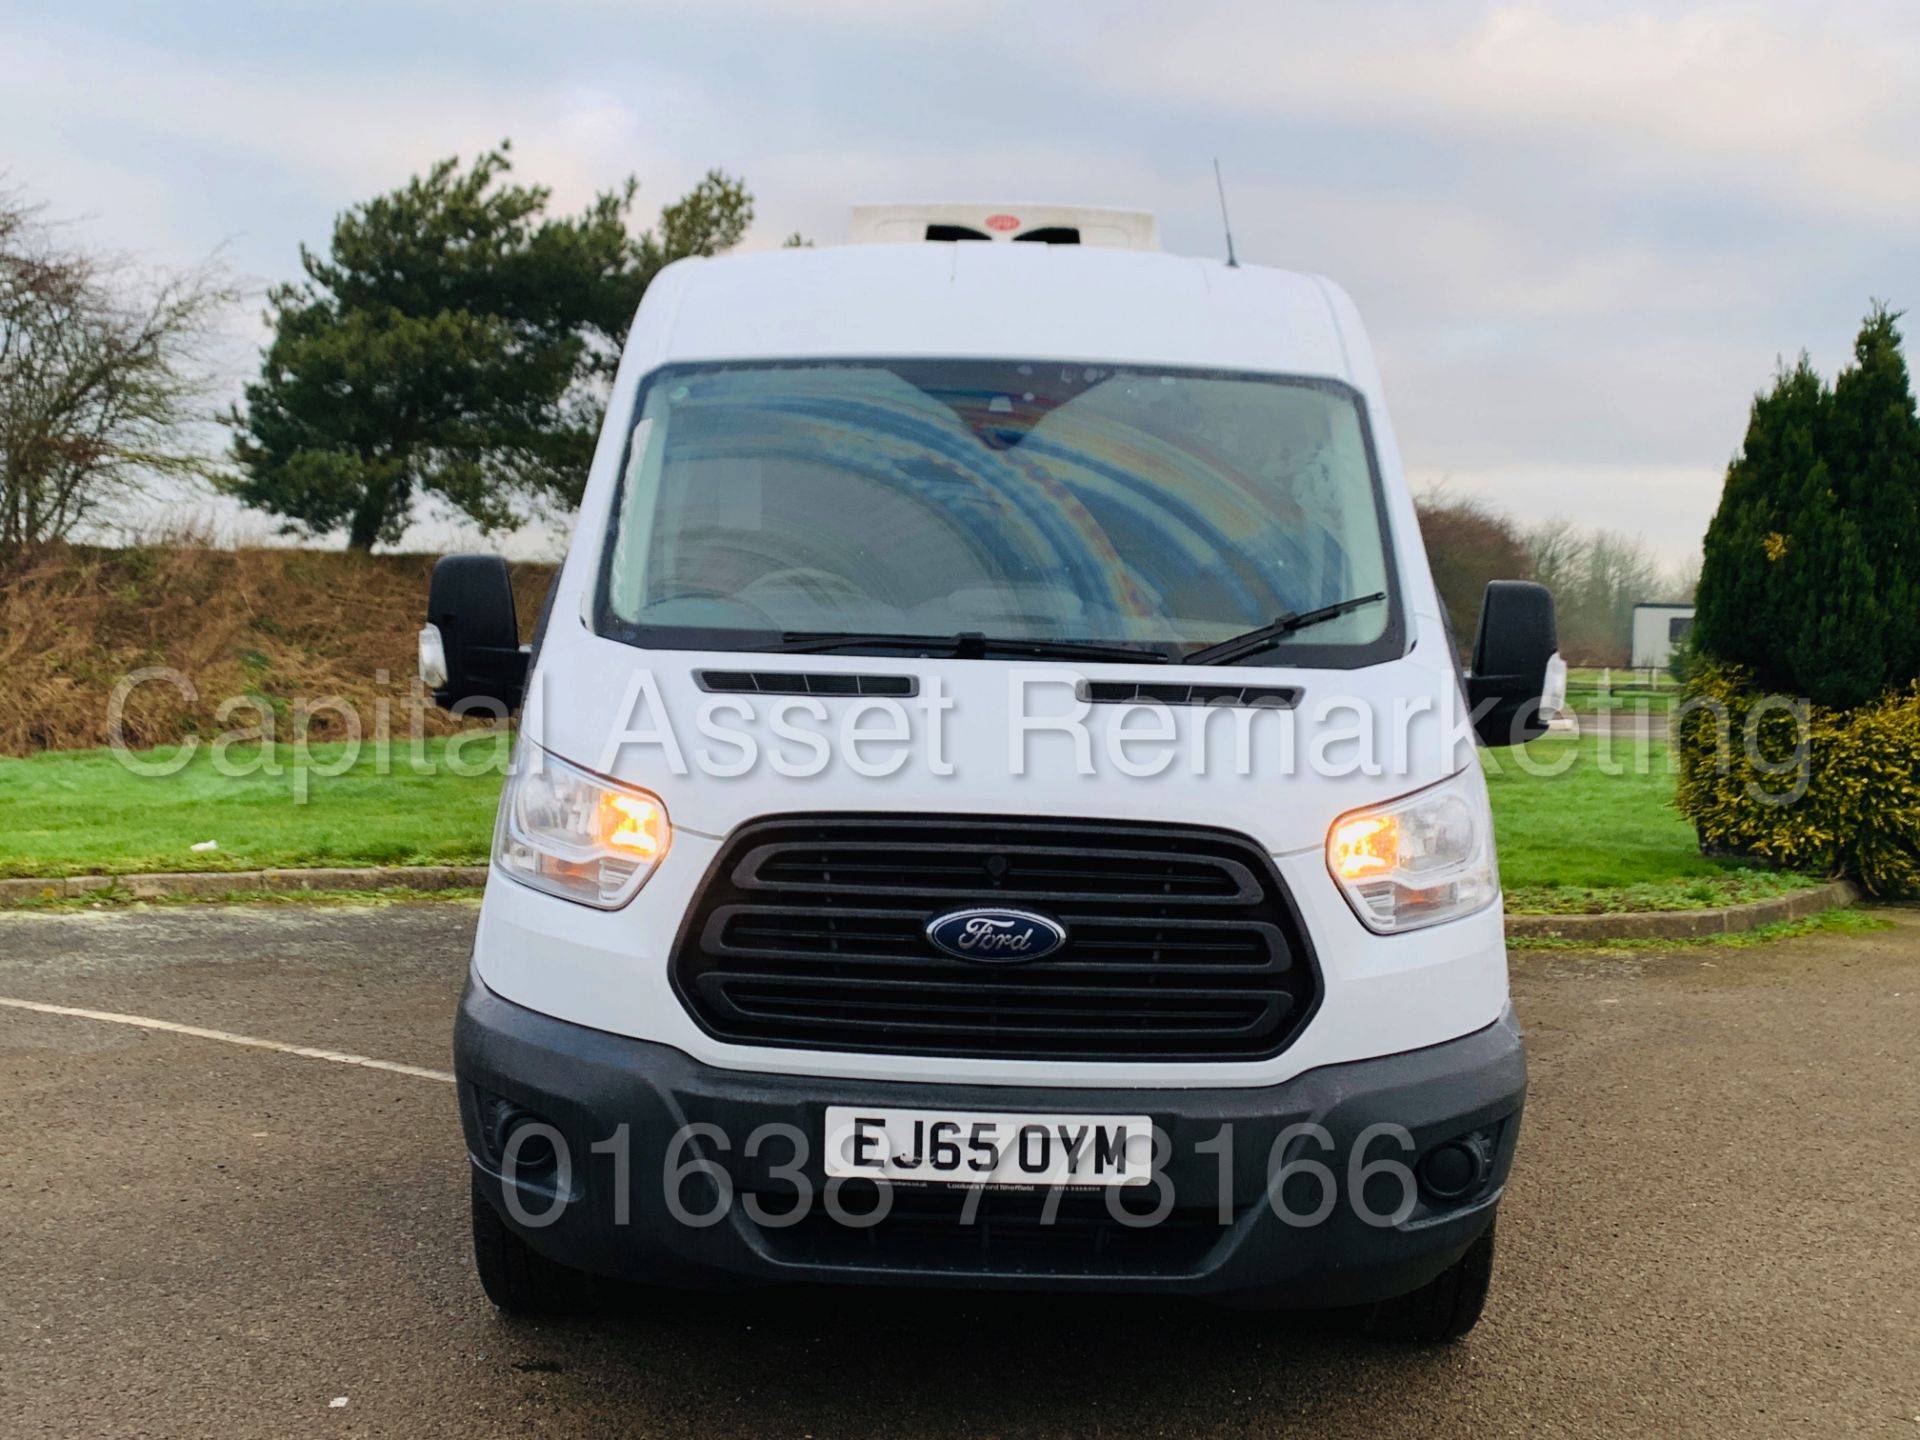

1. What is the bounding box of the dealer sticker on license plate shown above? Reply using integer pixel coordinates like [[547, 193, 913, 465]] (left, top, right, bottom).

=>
[[824, 1107, 1153, 1188]]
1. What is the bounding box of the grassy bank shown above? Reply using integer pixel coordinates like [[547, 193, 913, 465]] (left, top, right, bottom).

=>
[[0, 542, 552, 755], [0, 732, 1820, 917]]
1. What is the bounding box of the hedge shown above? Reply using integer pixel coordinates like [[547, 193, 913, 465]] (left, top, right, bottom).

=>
[[1675, 663, 1920, 897]]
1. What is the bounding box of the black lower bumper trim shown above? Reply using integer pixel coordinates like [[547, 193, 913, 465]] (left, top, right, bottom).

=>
[[455, 978, 1525, 1307]]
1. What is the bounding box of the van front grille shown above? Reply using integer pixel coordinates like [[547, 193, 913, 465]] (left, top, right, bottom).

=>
[[669, 815, 1319, 1061]]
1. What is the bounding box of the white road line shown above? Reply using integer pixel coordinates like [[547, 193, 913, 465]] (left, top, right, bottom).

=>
[[0, 995, 455, 1083]]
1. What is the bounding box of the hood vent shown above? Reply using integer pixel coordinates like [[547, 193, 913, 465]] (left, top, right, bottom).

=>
[[1077, 680, 1301, 709], [697, 670, 917, 698]]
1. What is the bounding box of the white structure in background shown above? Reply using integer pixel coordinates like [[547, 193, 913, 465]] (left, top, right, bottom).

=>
[[1630, 602, 1695, 670], [848, 203, 1161, 250]]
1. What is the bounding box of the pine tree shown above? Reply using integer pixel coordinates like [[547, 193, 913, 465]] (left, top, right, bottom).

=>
[[1692, 308, 1920, 707], [1828, 306, 1920, 682], [226, 148, 752, 549], [1693, 358, 1823, 685]]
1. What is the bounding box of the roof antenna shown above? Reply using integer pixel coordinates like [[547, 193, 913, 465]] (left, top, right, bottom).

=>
[[1213, 157, 1239, 268]]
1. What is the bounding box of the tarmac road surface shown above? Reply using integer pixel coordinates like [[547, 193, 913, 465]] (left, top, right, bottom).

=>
[[1, 900, 1915, 1438]]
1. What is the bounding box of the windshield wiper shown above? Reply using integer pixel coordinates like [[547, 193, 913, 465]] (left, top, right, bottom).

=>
[[768, 631, 1170, 663], [1179, 592, 1388, 667]]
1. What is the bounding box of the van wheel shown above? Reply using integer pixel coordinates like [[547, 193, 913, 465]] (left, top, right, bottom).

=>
[[469, 1173, 591, 1315], [1361, 1219, 1497, 1343]]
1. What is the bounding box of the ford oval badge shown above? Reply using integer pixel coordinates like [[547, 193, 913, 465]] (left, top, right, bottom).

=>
[[925, 907, 1067, 964]]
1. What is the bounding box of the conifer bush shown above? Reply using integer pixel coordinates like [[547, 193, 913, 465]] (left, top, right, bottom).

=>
[[1680, 307, 1920, 894]]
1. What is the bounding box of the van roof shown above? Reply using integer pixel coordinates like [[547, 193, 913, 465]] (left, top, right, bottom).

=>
[[636, 243, 1366, 386]]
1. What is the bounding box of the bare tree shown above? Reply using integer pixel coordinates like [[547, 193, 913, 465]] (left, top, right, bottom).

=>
[[0, 189, 235, 563], [1522, 519, 1661, 664], [1665, 551, 1701, 604], [1521, 518, 1588, 600], [1413, 483, 1533, 645]]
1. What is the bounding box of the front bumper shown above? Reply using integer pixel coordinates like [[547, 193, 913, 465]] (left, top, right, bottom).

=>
[[456, 978, 1525, 1307]]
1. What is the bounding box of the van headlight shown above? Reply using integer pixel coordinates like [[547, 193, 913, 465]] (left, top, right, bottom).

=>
[[493, 746, 670, 909], [1326, 772, 1497, 933]]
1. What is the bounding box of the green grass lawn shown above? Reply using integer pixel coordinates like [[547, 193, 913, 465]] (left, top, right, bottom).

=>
[[1564, 665, 1679, 713], [0, 732, 1818, 915], [1564, 687, 1677, 713], [0, 739, 506, 878], [1485, 735, 1815, 913]]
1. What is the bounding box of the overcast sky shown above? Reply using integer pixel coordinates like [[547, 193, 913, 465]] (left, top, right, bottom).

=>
[[6, 0, 1916, 568]]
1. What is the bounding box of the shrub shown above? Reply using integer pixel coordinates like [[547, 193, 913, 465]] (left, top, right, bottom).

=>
[[1675, 662, 1920, 897], [1666, 630, 1698, 686]]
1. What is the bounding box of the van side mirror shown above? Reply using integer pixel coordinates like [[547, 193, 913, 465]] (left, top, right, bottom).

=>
[[421, 555, 529, 714], [1466, 580, 1559, 747]]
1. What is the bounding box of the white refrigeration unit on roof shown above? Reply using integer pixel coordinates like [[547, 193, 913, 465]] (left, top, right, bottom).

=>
[[849, 202, 1160, 250]]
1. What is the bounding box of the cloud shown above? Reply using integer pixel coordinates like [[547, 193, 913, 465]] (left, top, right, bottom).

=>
[[0, 16, 718, 257], [8, 0, 1913, 562], [1075, 2, 1920, 225]]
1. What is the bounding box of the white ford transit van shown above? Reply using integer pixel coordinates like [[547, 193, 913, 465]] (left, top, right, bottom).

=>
[[424, 213, 1559, 1342]]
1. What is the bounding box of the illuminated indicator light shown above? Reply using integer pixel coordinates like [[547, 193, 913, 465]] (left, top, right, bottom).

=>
[[600, 793, 668, 859], [985, 213, 1021, 231], [1332, 814, 1397, 879]]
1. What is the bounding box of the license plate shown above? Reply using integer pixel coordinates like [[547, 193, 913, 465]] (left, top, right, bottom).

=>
[[824, 1107, 1153, 1188]]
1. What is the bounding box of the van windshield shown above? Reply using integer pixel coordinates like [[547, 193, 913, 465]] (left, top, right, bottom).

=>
[[595, 359, 1403, 666]]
